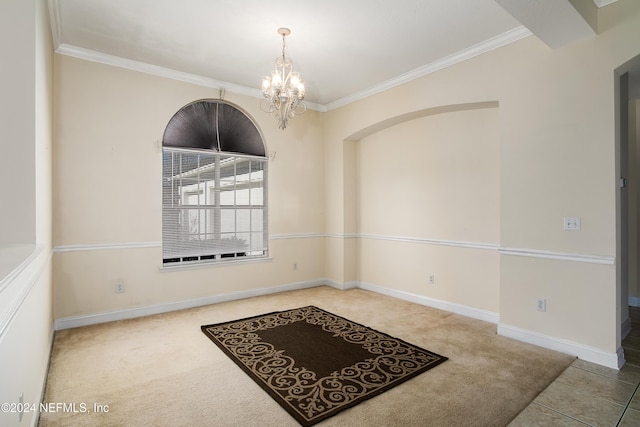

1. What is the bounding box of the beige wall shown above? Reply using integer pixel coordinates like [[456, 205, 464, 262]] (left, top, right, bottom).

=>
[[52, 56, 326, 319], [48, 0, 640, 367], [322, 0, 640, 358], [357, 107, 500, 312], [357, 108, 499, 243]]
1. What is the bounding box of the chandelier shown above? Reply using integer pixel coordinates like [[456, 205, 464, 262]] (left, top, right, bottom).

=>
[[260, 28, 306, 130]]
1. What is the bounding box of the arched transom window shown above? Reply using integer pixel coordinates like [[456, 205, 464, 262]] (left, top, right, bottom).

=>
[[161, 100, 267, 266]]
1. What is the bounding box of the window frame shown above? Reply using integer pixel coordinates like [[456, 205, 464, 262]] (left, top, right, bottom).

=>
[[160, 99, 268, 268], [162, 147, 269, 266]]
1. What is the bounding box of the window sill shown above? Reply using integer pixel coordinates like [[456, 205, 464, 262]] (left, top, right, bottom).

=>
[[158, 256, 273, 272]]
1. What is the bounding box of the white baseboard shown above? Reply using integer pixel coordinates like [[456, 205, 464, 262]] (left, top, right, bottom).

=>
[[322, 279, 345, 290], [54, 279, 326, 330], [498, 323, 624, 370], [360, 281, 624, 369], [54, 278, 498, 329], [324, 279, 359, 290], [357, 281, 500, 324], [33, 326, 56, 427], [53, 278, 624, 370]]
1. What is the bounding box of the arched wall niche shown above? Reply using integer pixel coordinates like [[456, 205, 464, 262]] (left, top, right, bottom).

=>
[[336, 100, 501, 311]]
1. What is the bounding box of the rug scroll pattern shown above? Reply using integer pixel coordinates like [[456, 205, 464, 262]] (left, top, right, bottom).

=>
[[202, 306, 447, 426]]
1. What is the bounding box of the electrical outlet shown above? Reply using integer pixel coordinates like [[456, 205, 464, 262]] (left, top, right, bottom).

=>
[[115, 279, 125, 293], [563, 217, 581, 231], [428, 274, 435, 285], [536, 298, 546, 312]]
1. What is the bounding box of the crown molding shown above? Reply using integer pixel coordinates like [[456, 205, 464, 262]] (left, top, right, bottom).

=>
[[323, 26, 532, 111], [592, 0, 619, 7], [55, 44, 262, 97], [50, 1, 529, 114], [54, 43, 327, 113], [47, 2, 615, 110], [47, 0, 62, 49]]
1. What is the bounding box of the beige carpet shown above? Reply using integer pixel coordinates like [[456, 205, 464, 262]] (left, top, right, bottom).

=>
[[39, 286, 575, 426]]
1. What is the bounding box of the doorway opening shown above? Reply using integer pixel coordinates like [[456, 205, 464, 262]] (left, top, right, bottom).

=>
[[616, 54, 640, 363]]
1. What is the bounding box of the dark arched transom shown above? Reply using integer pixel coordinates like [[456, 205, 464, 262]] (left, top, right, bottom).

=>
[[162, 100, 265, 157]]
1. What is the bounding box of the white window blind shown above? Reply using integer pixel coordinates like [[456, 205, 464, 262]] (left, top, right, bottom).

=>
[[162, 148, 267, 265]]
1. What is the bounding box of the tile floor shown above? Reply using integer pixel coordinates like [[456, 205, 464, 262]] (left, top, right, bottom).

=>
[[509, 307, 640, 426]]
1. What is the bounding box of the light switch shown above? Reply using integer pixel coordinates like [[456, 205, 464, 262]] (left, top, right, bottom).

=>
[[563, 217, 581, 231]]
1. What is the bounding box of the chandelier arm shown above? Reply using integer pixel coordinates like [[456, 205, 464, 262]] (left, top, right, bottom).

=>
[[293, 102, 307, 116], [260, 98, 275, 114]]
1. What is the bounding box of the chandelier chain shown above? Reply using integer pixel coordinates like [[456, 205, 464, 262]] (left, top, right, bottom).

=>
[[282, 33, 286, 59]]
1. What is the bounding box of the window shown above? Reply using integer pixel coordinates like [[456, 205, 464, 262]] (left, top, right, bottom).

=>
[[161, 100, 267, 266]]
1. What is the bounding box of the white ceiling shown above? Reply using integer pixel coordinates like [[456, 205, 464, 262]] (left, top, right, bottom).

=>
[[49, 0, 622, 110]]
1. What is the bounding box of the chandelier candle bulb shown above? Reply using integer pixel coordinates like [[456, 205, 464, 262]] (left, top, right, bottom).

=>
[[271, 70, 282, 88]]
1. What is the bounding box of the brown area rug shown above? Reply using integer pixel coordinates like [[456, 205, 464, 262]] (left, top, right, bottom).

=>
[[201, 306, 447, 426]]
